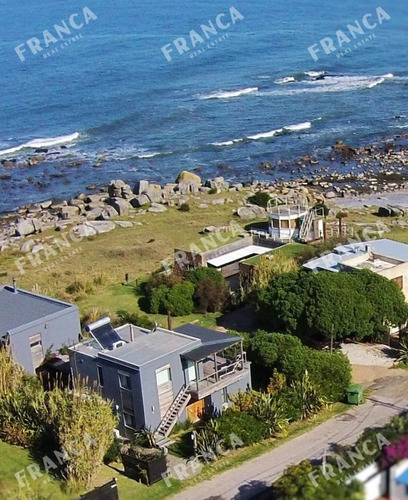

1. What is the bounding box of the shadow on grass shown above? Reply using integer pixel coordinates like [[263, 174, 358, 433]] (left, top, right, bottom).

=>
[[216, 305, 260, 334]]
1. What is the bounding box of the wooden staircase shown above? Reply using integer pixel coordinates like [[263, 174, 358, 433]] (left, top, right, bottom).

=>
[[154, 386, 191, 447]]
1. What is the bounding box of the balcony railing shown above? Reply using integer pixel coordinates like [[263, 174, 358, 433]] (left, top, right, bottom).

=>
[[188, 354, 249, 398]]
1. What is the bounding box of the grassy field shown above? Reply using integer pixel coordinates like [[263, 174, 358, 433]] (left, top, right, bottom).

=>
[[0, 197, 407, 328], [0, 192, 246, 328]]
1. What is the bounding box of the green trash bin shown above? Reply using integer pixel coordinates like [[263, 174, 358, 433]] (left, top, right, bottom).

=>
[[346, 384, 363, 405]]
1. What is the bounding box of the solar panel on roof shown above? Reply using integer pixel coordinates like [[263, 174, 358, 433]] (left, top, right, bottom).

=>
[[86, 318, 122, 350]]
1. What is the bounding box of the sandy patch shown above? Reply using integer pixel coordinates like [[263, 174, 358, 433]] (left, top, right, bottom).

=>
[[341, 342, 399, 367]]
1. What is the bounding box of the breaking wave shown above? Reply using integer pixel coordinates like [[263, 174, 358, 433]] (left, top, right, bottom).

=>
[[211, 121, 313, 146], [198, 87, 259, 100], [0, 132, 80, 157]]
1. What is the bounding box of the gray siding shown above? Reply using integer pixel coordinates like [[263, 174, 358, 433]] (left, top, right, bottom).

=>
[[10, 307, 80, 374]]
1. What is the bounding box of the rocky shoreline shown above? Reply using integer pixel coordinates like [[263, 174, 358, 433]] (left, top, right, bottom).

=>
[[1, 138, 408, 254]]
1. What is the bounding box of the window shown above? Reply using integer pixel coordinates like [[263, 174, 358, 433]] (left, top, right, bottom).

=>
[[119, 372, 131, 390], [156, 366, 172, 386], [281, 219, 290, 229], [222, 387, 228, 404], [272, 219, 279, 229], [97, 366, 104, 387], [123, 412, 136, 429]]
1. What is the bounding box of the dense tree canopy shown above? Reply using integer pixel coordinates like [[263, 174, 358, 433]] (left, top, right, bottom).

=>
[[248, 330, 351, 401], [258, 269, 408, 341], [144, 267, 229, 316]]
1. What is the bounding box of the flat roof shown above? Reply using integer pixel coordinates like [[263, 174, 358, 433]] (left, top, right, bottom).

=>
[[0, 286, 73, 334], [303, 239, 408, 272], [99, 327, 199, 367], [207, 245, 272, 268]]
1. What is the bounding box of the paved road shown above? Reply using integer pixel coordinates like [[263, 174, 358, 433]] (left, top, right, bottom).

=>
[[172, 372, 408, 500]]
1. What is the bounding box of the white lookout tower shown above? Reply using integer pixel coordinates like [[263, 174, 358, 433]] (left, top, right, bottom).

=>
[[267, 194, 324, 243]]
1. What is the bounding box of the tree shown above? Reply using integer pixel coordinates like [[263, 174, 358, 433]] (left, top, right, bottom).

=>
[[258, 269, 408, 342], [248, 331, 308, 384], [257, 271, 307, 333], [164, 282, 195, 316], [188, 267, 225, 285], [248, 331, 351, 402], [194, 278, 230, 313]]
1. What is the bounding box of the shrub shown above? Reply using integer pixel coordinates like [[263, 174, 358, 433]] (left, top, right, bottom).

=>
[[247, 192, 271, 208], [248, 331, 351, 402], [116, 310, 153, 329], [188, 267, 224, 285], [290, 371, 328, 419], [104, 436, 123, 464], [0, 346, 25, 397], [217, 410, 268, 447], [179, 203, 190, 212], [229, 389, 260, 413], [250, 393, 288, 437], [208, 187, 218, 195], [305, 350, 351, 402]]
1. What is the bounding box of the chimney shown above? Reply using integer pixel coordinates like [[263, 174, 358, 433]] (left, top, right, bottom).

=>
[[12, 278, 18, 294]]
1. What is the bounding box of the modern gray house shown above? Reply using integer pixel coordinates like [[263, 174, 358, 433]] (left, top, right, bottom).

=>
[[0, 282, 81, 374], [69, 320, 251, 443]]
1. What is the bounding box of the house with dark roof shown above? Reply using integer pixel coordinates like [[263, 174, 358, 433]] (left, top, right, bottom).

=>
[[0, 281, 81, 374], [69, 320, 251, 443]]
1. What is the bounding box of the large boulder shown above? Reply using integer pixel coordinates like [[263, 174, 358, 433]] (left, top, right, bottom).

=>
[[86, 221, 116, 234], [146, 184, 163, 203], [61, 206, 80, 219], [106, 197, 132, 216], [236, 205, 266, 220], [97, 205, 119, 220], [148, 203, 167, 213], [176, 171, 201, 185], [15, 219, 36, 236], [130, 194, 150, 208], [108, 179, 133, 199], [134, 180, 149, 195], [206, 176, 229, 192]]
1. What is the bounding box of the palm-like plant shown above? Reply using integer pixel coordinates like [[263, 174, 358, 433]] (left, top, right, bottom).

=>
[[291, 370, 327, 420], [396, 340, 408, 366], [251, 393, 288, 437]]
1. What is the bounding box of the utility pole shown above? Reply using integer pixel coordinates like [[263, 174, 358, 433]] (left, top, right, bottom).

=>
[[330, 324, 334, 355]]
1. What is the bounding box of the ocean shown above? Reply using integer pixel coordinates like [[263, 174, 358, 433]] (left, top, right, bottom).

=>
[[0, 0, 407, 213]]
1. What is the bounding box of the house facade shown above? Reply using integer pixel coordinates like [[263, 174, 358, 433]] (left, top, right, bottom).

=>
[[69, 321, 251, 442], [0, 282, 81, 374]]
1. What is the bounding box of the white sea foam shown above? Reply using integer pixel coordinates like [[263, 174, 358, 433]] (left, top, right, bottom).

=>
[[304, 71, 325, 77], [0, 132, 80, 157], [275, 76, 296, 84], [199, 87, 259, 100], [213, 120, 313, 146], [211, 140, 235, 147], [260, 74, 394, 96], [247, 128, 283, 140], [283, 121, 312, 132]]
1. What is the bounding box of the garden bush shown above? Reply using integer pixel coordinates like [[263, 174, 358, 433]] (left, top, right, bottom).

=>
[[217, 410, 268, 447]]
